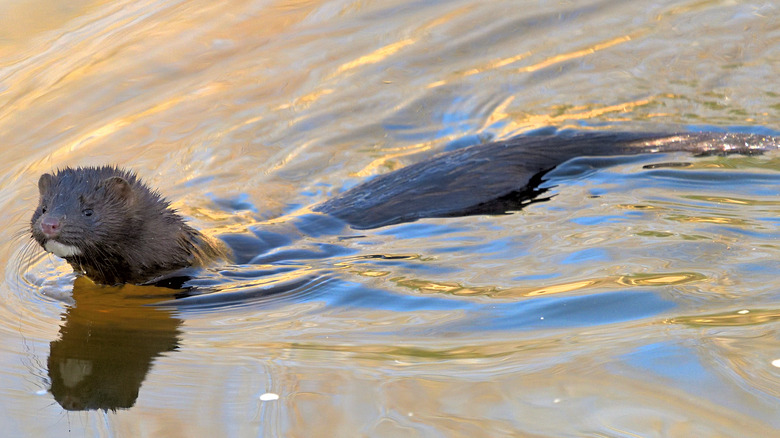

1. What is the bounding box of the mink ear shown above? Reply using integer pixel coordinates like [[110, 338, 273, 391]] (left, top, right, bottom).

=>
[[102, 176, 135, 202], [38, 173, 54, 195]]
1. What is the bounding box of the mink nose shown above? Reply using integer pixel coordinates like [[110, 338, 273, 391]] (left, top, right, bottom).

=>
[[40, 215, 61, 238]]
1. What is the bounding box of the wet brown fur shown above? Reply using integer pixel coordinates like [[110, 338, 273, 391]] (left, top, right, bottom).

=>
[[31, 131, 780, 284], [30, 166, 223, 285]]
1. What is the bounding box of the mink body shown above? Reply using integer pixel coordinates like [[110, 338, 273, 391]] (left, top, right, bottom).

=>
[[315, 131, 780, 228], [31, 131, 780, 284]]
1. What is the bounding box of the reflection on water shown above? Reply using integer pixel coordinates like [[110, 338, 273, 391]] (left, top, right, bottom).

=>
[[0, 0, 779, 436], [48, 277, 181, 411]]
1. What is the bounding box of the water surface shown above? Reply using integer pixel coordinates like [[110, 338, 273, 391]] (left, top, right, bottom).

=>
[[1, 0, 779, 436]]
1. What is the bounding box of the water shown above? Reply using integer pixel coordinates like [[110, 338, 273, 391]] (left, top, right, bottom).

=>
[[1, 0, 779, 436]]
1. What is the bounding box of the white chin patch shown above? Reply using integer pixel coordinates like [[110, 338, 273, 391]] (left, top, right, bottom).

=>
[[45, 241, 82, 258]]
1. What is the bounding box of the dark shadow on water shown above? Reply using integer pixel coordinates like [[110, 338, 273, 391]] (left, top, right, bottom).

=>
[[48, 277, 182, 411]]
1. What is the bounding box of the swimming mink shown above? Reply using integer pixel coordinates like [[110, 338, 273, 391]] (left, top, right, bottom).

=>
[[30, 130, 780, 285]]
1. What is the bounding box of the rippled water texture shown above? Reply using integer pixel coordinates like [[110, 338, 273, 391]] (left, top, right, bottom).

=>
[[1, 0, 779, 436]]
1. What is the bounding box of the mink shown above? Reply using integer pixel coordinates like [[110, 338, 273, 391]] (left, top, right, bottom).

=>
[[30, 131, 779, 284], [30, 166, 223, 285]]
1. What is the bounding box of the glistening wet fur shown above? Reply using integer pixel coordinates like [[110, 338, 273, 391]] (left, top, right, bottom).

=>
[[30, 166, 225, 286], [28, 130, 780, 286]]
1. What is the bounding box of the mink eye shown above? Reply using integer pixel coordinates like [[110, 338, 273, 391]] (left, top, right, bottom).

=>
[[41, 205, 47, 214], [82, 208, 94, 217]]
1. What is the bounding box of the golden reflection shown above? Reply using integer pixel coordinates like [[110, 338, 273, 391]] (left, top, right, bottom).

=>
[[484, 95, 515, 128], [668, 309, 780, 327], [49, 94, 188, 161], [256, 205, 319, 226], [478, 96, 663, 136], [334, 39, 416, 75], [420, 4, 477, 31], [0, 0, 109, 54], [427, 51, 533, 88], [427, 33, 636, 90], [352, 142, 436, 177], [285, 340, 529, 361], [526, 98, 655, 125], [518, 34, 635, 73], [390, 271, 707, 299], [522, 279, 603, 297], [358, 271, 389, 278], [331, 3, 475, 80], [283, 37, 420, 110], [466, 51, 532, 75], [290, 88, 335, 108], [694, 196, 748, 205], [683, 195, 779, 206], [619, 204, 661, 211], [506, 272, 705, 298], [48, 276, 182, 411], [175, 202, 259, 226], [617, 272, 706, 286], [664, 214, 747, 225], [635, 230, 676, 238], [393, 278, 498, 296]]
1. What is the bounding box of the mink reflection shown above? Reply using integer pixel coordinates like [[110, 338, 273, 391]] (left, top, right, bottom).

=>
[[47, 278, 182, 411]]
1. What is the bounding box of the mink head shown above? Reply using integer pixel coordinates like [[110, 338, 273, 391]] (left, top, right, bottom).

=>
[[30, 166, 162, 257], [30, 166, 216, 285]]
